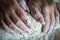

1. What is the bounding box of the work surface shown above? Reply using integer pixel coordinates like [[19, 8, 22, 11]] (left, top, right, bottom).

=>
[[0, 14, 60, 40]]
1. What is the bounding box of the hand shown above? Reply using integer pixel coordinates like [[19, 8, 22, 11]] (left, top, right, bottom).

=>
[[27, 0, 59, 34], [41, 1, 59, 34], [0, 0, 34, 35]]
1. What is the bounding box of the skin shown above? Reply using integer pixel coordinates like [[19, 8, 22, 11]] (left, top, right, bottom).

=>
[[0, 0, 59, 35], [28, 0, 59, 34], [0, 12, 2, 26], [0, 3, 31, 34], [17, 0, 29, 12], [28, 0, 50, 34], [28, 0, 45, 25], [54, 4, 59, 24], [1, 19, 16, 35], [48, 3, 60, 34], [56, 3, 60, 13], [41, 0, 59, 34], [9, 0, 34, 29]]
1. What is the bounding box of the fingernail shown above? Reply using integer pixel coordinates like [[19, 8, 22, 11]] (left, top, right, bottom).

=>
[[39, 21, 45, 25], [38, 18, 45, 25], [26, 29, 32, 34], [42, 22, 45, 25]]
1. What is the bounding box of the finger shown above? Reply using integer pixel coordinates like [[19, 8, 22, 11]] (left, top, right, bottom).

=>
[[0, 10, 23, 34], [17, 0, 30, 12], [3, 0, 34, 29], [28, 1, 45, 25], [5, 14, 26, 34], [54, 4, 59, 24], [8, 7, 31, 34], [2, 2, 29, 32], [0, 12, 2, 26], [10, 0, 34, 29], [56, 3, 60, 14], [48, 4, 55, 34], [42, 6, 50, 34], [0, 12, 15, 35], [1, 19, 16, 35], [0, 1, 32, 34], [0, 19, 1, 26]]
